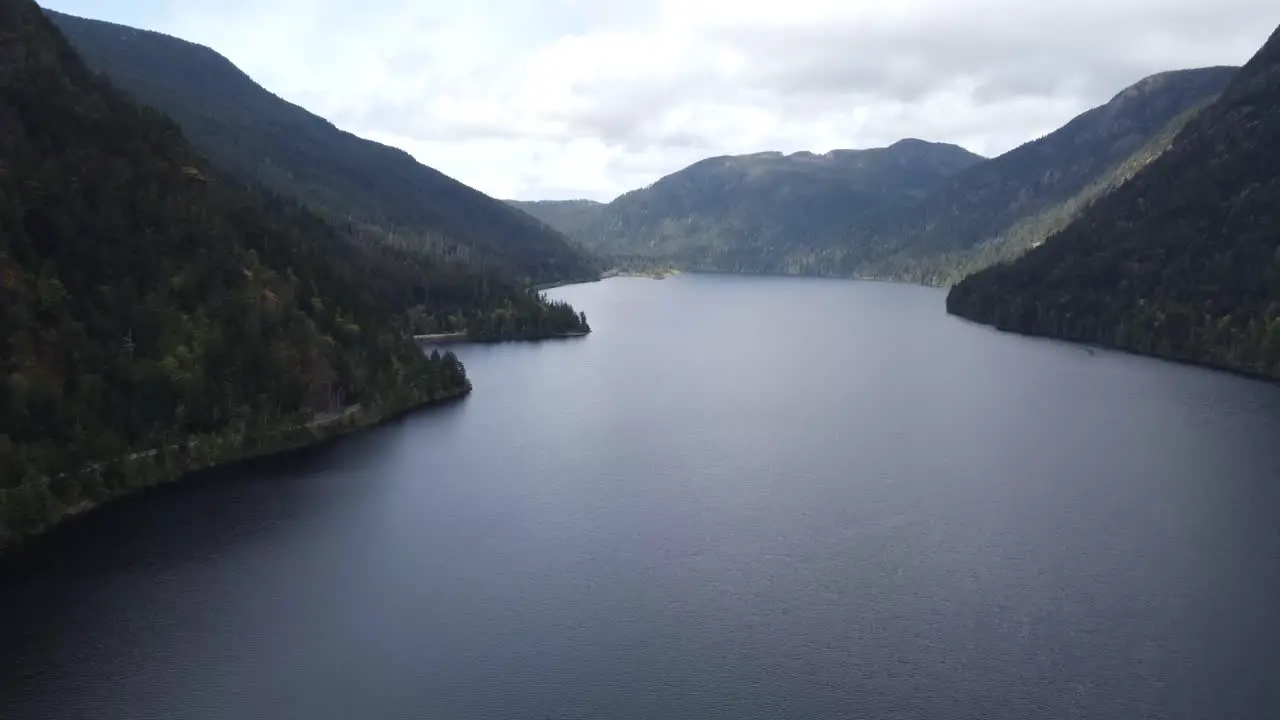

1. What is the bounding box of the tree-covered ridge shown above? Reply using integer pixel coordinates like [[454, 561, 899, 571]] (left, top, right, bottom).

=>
[[514, 140, 984, 272], [863, 96, 1219, 286], [329, 234, 592, 341], [948, 24, 1280, 380], [0, 0, 468, 548], [46, 10, 602, 290], [872, 68, 1237, 262]]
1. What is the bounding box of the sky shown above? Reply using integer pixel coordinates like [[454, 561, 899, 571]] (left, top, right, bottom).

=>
[[42, 0, 1280, 201]]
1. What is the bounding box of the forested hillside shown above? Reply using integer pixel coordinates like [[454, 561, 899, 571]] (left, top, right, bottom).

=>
[[519, 70, 1234, 286], [867, 67, 1237, 284], [507, 199, 606, 246], [516, 140, 983, 273], [0, 0, 469, 548], [948, 25, 1280, 380], [47, 10, 602, 289]]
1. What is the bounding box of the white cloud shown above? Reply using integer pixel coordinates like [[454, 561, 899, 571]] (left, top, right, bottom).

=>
[[43, 0, 1280, 201]]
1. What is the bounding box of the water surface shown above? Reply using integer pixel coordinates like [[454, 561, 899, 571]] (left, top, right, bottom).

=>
[[4, 275, 1280, 719]]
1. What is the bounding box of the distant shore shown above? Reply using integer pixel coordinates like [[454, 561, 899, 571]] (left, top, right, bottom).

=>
[[413, 330, 590, 344], [412, 331, 471, 343], [546, 267, 950, 293], [536, 268, 683, 292], [602, 268, 683, 281], [947, 310, 1280, 387]]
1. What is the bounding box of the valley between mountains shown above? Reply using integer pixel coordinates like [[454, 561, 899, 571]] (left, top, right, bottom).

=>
[[3, 2, 1279, 550]]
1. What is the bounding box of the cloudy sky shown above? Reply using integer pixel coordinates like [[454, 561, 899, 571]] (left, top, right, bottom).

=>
[[43, 0, 1280, 201]]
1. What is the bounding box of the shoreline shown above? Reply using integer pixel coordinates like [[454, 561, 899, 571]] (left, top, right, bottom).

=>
[[536, 269, 682, 292], [548, 266, 942, 291], [412, 331, 470, 343], [679, 267, 947, 289], [0, 384, 472, 557], [664, 267, 1277, 385], [946, 309, 1280, 387], [533, 274, 611, 292], [414, 330, 591, 344], [600, 269, 683, 281], [570, 267, 1274, 387]]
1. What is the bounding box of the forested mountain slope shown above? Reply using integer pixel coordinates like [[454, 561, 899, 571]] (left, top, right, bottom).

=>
[[516, 140, 984, 273], [506, 199, 606, 246], [868, 67, 1238, 284], [47, 10, 601, 287], [0, 0, 469, 548], [948, 25, 1280, 380]]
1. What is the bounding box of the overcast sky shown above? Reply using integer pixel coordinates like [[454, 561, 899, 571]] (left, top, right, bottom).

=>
[[42, 0, 1280, 201]]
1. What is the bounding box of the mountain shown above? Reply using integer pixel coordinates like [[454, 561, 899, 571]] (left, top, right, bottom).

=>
[[506, 199, 607, 246], [948, 26, 1280, 380], [867, 67, 1239, 284], [46, 10, 601, 287], [0, 0, 474, 548], [519, 70, 1235, 286], [515, 140, 984, 273]]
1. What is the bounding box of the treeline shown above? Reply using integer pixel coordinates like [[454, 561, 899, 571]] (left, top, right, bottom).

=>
[[317, 233, 592, 340], [465, 298, 590, 341], [603, 255, 684, 278], [406, 292, 590, 340], [0, 1, 468, 548]]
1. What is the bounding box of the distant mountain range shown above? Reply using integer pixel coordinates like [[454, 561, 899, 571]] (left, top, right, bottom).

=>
[[48, 10, 601, 288], [511, 139, 985, 275], [949, 25, 1280, 381], [512, 68, 1237, 285]]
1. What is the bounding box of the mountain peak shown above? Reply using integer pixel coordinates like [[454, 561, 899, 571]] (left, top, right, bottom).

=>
[[889, 137, 953, 151], [1107, 66, 1240, 107]]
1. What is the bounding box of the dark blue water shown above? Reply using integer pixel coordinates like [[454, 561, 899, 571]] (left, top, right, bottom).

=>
[[4, 275, 1280, 719]]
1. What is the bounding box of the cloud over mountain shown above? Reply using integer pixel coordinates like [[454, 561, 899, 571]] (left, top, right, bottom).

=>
[[45, 0, 1280, 200]]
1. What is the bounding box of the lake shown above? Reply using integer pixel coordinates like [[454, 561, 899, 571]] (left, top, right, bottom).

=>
[[3, 275, 1280, 719]]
